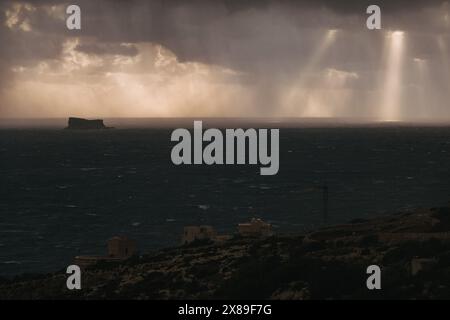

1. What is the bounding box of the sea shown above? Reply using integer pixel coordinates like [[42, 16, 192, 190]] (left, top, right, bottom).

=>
[[0, 118, 449, 277]]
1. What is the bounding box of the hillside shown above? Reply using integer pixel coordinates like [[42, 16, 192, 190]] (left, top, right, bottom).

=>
[[1, 206, 450, 299]]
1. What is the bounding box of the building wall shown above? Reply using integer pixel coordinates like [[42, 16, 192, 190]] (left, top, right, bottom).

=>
[[238, 219, 273, 237], [182, 226, 217, 244], [108, 237, 136, 258]]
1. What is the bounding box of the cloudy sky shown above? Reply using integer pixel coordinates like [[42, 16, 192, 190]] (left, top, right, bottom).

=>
[[1, 0, 450, 120]]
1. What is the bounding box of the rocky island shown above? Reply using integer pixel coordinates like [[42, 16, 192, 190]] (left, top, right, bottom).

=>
[[65, 117, 113, 130], [0, 205, 449, 300]]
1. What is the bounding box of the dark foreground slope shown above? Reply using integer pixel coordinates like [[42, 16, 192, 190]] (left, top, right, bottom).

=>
[[1, 206, 450, 300]]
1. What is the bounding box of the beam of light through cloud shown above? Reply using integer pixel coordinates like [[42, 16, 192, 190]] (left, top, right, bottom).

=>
[[413, 58, 430, 119], [437, 35, 450, 93], [380, 31, 405, 121], [282, 29, 339, 117], [2, 1, 450, 121]]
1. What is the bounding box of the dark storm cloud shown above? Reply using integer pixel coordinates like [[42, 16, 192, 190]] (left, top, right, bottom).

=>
[[1, 0, 448, 70], [17, 0, 445, 14], [1, 0, 450, 119], [70, 0, 450, 70], [0, 1, 63, 61]]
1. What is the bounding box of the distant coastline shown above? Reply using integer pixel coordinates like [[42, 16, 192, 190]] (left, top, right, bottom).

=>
[[1, 117, 450, 129]]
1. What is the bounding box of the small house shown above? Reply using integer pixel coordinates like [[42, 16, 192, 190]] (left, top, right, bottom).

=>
[[182, 225, 217, 245], [238, 218, 273, 237], [108, 236, 136, 259]]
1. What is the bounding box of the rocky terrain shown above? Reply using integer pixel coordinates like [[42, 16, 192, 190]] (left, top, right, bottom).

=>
[[1, 206, 450, 300]]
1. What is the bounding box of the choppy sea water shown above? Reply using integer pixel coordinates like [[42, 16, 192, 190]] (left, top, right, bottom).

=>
[[0, 121, 449, 276]]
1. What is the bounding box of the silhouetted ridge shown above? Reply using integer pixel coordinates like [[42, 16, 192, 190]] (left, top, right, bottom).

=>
[[65, 117, 112, 130]]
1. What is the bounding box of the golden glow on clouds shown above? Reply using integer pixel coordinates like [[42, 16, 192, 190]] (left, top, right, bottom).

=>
[[4, 3, 35, 31], [300, 68, 358, 118], [2, 40, 252, 117], [1, 0, 450, 122]]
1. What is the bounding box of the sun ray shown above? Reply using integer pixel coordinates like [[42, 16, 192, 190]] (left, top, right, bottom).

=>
[[282, 29, 339, 116], [380, 31, 405, 121]]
